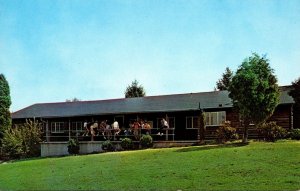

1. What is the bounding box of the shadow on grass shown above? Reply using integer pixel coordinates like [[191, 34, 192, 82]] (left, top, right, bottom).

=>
[[175, 142, 249, 153]]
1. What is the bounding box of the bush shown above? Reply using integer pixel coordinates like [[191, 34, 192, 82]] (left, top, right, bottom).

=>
[[121, 138, 133, 150], [1, 128, 23, 159], [67, 139, 80, 155], [290, 129, 300, 140], [101, 140, 114, 151], [216, 121, 239, 143], [140, 135, 153, 148], [2, 120, 42, 159], [257, 122, 287, 142]]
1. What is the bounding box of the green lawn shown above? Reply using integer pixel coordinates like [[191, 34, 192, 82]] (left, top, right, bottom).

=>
[[0, 140, 299, 190]]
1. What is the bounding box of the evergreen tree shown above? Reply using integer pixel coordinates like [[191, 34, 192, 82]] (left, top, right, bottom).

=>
[[289, 77, 300, 107], [228, 53, 280, 143], [125, 79, 146, 98], [215, 67, 233, 91], [0, 74, 12, 144]]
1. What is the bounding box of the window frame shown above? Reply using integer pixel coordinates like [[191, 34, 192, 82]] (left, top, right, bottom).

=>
[[71, 121, 84, 132], [205, 111, 226, 126], [186, 116, 199, 129], [51, 122, 65, 133]]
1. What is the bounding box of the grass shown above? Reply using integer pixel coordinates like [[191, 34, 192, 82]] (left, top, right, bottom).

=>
[[0, 140, 299, 190]]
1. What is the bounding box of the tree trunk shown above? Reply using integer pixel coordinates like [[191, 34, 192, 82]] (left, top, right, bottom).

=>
[[242, 120, 250, 143]]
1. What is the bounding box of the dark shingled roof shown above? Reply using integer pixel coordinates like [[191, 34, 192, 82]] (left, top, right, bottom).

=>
[[12, 86, 294, 119]]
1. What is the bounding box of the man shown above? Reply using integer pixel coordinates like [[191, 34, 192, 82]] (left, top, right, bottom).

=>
[[112, 120, 120, 140], [83, 120, 89, 136], [159, 118, 169, 136]]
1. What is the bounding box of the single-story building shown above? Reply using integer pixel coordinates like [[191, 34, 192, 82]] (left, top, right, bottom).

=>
[[11, 86, 298, 156]]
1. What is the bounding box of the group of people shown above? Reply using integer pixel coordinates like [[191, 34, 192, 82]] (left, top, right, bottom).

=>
[[81, 117, 169, 141], [128, 120, 152, 140], [82, 120, 120, 140]]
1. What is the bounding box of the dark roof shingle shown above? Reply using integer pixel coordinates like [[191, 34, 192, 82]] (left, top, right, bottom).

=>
[[12, 87, 294, 119]]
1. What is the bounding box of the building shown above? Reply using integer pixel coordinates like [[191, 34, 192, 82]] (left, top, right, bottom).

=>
[[11, 86, 296, 156]]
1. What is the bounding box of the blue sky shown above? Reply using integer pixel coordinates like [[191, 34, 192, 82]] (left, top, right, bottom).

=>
[[1, 0, 300, 112]]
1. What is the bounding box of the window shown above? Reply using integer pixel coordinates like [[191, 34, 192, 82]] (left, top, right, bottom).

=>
[[71, 122, 84, 132], [186, 116, 199, 129], [156, 117, 175, 129], [205, 111, 226, 126], [51, 122, 65, 133]]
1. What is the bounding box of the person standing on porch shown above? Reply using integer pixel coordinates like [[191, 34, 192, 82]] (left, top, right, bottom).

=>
[[112, 120, 120, 140], [99, 120, 106, 136], [133, 120, 140, 140], [158, 118, 168, 136], [90, 121, 98, 137], [104, 120, 112, 140], [83, 120, 89, 136], [144, 120, 151, 135]]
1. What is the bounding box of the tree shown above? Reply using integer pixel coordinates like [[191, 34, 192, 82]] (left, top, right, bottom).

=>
[[66, 97, 81, 102], [289, 77, 300, 107], [215, 67, 233, 91], [228, 53, 280, 143], [0, 74, 11, 145], [2, 119, 42, 159], [125, 79, 146, 98]]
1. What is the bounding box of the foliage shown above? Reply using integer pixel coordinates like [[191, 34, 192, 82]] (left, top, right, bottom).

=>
[[120, 137, 133, 150], [257, 122, 287, 142], [66, 97, 81, 102], [2, 120, 42, 159], [67, 139, 80, 155], [215, 67, 233, 91], [290, 129, 300, 140], [0, 74, 12, 145], [0, 141, 299, 190], [228, 53, 280, 143], [125, 79, 146, 98], [216, 121, 239, 143], [289, 77, 300, 107], [1, 127, 23, 158], [140, 134, 153, 148], [101, 140, 114, 151]]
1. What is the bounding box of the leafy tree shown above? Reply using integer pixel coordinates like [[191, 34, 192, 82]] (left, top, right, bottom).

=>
[[2, 120, 42, 159], [289, 77, 300, 107], [66, 97, 81, 102], [125, 79, 146, 98], [228, 53, 280, 143], [0, 74, 11, 145], [215, 67, 233, 91]]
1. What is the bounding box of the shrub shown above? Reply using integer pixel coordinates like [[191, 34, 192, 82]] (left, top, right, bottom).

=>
[[101, 140, 114, 151], [257, 121, 287, 142], [121, 138, 133, 150], [1, 128, 23, 159], [67, 139, 80, 155], [290, 129, 300, 140], [216, 121, 239, 143], [2, 120, 42, 159], [140, 134, 153, 148]]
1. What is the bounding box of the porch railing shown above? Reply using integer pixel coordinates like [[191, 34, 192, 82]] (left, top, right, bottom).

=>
[[44, 128, 175, 142]]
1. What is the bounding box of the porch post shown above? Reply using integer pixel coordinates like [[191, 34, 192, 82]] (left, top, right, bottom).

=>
[[198, 102, 205, 144], [197, 112, 200, 142], [68, 119, 71, 140], [46, 120, 50, 142], [291, 104, 294, 129]]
